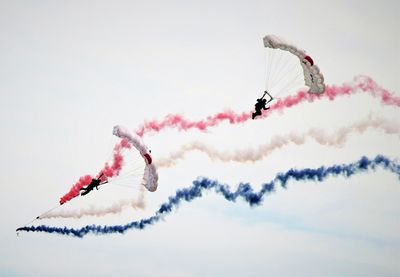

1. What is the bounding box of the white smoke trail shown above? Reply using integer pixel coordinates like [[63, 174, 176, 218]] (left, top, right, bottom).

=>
[[155, 115, 400, 167], [39, 116, 399, 219], [40, 186, 146, 219]]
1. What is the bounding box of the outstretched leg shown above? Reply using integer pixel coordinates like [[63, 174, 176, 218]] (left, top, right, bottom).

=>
[[252, 109, 262, 119]]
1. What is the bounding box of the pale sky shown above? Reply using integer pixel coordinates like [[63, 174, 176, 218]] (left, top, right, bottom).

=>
[[1, 1, 399, 276]]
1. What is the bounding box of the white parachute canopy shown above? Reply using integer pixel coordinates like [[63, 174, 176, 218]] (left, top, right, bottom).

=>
[[113, 125, 158, 192], [263, 35, 325, 96]]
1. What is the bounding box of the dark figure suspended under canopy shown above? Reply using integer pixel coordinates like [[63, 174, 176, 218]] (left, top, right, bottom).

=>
[[80, 173, 108, 196], [252, 90, 273, 119]]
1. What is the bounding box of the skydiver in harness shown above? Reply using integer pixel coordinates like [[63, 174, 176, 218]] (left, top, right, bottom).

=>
[[252, 90, 273, 119], [80, 173, 108, 196]]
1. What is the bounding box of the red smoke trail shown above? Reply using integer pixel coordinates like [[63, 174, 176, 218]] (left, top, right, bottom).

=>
[[135, 76, 400, 137], [59, 139, 131, 205], [101, 138, 131, 179]]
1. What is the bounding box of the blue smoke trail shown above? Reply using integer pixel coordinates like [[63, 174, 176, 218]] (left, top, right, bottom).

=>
[[17, 155, 400, 238]]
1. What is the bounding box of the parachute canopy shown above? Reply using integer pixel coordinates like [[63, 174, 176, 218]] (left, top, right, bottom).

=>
[[113, 126, 158, 192], [263, 35, 325, 95]]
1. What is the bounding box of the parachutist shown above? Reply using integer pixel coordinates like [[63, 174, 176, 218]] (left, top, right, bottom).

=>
[[252, 91, 273, 119], [80, 173, 108, 196]]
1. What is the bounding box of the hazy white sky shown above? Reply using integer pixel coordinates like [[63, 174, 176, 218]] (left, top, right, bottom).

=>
[[1, 1, 399, 276]]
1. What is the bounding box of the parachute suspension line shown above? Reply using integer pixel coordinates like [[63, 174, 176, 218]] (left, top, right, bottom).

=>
[[269, 59, 301, 95], [263, 49, 267, 90], [120, 154, 143, 166], [273, 72, 303, 98], [269, 61, 296, 95], [273, 72, 304, 98], [108, 168, 148, 183], [265, 48, 270, 90], [108, 172, 145, 186], [265, 47, 274, 91], [36, 205, 62, 220], [21, 218, 40, 228], [117, 162, 144, 175], [269, 49, 278, 88], [111, 170, 140, 180], [115, 169, 142, 178], [102, 181, 141, 192], [106, 152, 145, 183], [110, 183, 141, 189], [20, 204, 61, 227], [275, 68, 303, 94], [105, 143, 146, 184], [110, 161, 144, 175], [109, 177, 137, 187], [113, 173, 143, 180], [267, 50, 291, 91], [268, 49, 285, 89]]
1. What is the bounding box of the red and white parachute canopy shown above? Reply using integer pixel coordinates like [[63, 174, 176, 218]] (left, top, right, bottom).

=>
[[113, 125, 158, 192], [263, 35, 325, 96]]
